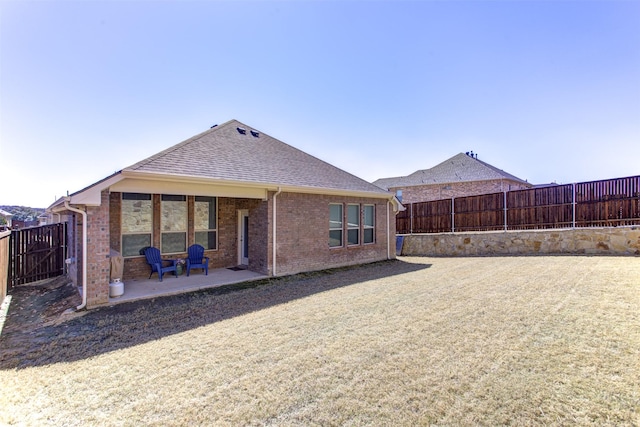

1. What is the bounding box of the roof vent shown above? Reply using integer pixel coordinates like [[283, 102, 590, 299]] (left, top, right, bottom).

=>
[[237, 127, 246, 134], [250, 130, 259, 138], [210, 124, 218, 128]]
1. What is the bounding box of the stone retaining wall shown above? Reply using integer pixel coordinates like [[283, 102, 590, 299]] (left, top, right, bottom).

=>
[[401, 227, 640, 256]]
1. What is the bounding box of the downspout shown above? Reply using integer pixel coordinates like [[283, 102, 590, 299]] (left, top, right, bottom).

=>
[[64, 199, 87, 311], [272, 187, 282, 276], [387, 201, 391, 259]]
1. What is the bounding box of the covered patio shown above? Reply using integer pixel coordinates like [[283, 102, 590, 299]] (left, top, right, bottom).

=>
[[106, 267, 267, 305]]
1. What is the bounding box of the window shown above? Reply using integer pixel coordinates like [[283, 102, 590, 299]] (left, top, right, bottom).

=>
[[161, 194, 187, 253], [194, 196, 217, 250], [329, 204, 343, 247], [347, 204, 360, 245], [363, 205, 375, 244], [121, 193, 152, 257], [396, 190, 403, 203]]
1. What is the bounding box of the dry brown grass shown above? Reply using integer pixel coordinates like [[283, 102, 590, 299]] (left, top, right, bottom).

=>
[[1, 256, 639, 426]]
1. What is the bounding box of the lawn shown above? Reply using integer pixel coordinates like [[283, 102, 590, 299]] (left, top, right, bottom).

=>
[[1, 256, 639, 426]]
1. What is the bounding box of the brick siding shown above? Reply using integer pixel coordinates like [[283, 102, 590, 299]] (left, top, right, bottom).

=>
[[85, 190, 111, 307], [272, 192, 394, 276], [82, 190, 395, 308]]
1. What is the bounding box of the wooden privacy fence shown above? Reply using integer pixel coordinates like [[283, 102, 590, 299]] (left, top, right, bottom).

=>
[[8, 223, 67, 287], [397, 175, 640, 234], [0, 230, 10, 302]]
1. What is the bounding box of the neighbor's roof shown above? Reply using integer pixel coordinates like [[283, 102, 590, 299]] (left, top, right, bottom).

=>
[[373, 153, 529, 190], [125, 119, 389, 195]]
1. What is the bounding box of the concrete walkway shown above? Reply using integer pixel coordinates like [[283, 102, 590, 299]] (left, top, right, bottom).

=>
[[108, 267, 267, 305]]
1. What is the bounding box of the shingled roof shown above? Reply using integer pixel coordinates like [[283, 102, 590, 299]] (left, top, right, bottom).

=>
[[373, 153, 529, 190], [125, 119, 389, 195]]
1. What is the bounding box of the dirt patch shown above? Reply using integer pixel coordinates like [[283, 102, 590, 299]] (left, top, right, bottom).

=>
[[0, 260, 426, 369], [1, 276, 82, 331]]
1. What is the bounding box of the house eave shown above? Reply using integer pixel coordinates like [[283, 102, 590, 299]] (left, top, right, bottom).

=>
[[121, 170, 396, 200], [49, 169, 399, 211]]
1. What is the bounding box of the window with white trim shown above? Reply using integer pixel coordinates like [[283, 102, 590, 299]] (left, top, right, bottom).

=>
[[329, 204, 343, 247], [121, 193, 152, 257], [347, 204, 360, 245], [363, 205, 375, 244], [194, 196, 217, 250], [161, 194, 187, 253]]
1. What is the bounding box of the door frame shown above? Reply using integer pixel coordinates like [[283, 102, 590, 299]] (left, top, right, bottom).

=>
[[237, 209, 249, 266]]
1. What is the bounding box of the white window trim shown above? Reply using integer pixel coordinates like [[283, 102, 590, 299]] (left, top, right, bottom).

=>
[[161, 194, 187, 254], [194, 196, 218, 251], [363, 204, 375, 244], [347, 204, 360, 246], [121, 192, 153, 258], [329, 203, 343, 248]]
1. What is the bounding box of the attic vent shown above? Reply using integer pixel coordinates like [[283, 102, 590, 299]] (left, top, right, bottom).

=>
[[237, 127, 246, 135], [250, 130, 259, 138]]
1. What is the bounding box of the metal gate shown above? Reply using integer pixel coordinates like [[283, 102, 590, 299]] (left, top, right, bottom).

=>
[[9, 223, 67, 287]]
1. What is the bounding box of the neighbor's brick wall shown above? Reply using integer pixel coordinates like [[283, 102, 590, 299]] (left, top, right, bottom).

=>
[[401, 227, 640, 257], [85, 190, 111, 308], [392, 179, 531, 204], [272, 192, 395, 276]]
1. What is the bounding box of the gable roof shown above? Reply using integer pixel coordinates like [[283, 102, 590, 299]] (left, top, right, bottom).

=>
[[51, 120, 395, 208], [125, 119, 387, 195], [373, 153, 529, 190]]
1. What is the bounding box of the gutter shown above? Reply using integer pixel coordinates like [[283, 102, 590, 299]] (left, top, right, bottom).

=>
[[272, 187, 282, 276], [64, 199, 88, 311]]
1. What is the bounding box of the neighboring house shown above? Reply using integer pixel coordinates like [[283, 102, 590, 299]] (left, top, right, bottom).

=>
[[11, 219, 39, 229], [48, 119, 401, 309], [0, 209, 13, 229], [38, 214, 48, 226], [373, 152, 532, 204]]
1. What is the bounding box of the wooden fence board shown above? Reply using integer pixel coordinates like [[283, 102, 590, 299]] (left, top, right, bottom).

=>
[[0, 231, 10, 302], [507, 185, 574, 229], [397, 175, 640, 233], [9, 223, 67, 287], [454, 193, 504, 232]]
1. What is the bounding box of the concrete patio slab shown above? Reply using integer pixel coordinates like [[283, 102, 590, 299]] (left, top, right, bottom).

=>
[[107, 267, 267, 305]]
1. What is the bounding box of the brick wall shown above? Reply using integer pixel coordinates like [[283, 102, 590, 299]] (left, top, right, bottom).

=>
[[67, 213, 79, 287], [95, 191, 395, 303], [272, 192, 395, 276], [112, 195, 265, 280], [85, 190, 111, 308], [392, 179, 532, 204]]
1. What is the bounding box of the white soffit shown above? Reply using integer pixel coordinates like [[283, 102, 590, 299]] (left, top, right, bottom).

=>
[[110, 178, 268, 200]]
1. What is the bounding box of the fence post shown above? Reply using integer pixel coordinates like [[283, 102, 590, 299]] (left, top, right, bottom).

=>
[[451, 198, 455, 233], [410, 203, 413, 234], [0, 230, 10, 304], [572, 183, 576, 228], [504, 191, 508, 231]]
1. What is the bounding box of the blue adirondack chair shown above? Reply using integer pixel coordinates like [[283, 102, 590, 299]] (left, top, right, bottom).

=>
[[143, 247, 178, 282], [186, 244, 209, 276]]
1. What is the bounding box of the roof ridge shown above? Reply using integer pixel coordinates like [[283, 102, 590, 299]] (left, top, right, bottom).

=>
[[125, 119, 239, 171], [373, 152, 528, 189]]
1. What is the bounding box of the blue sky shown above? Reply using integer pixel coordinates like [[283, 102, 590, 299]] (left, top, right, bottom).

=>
[[1, 0, 639, 208]]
